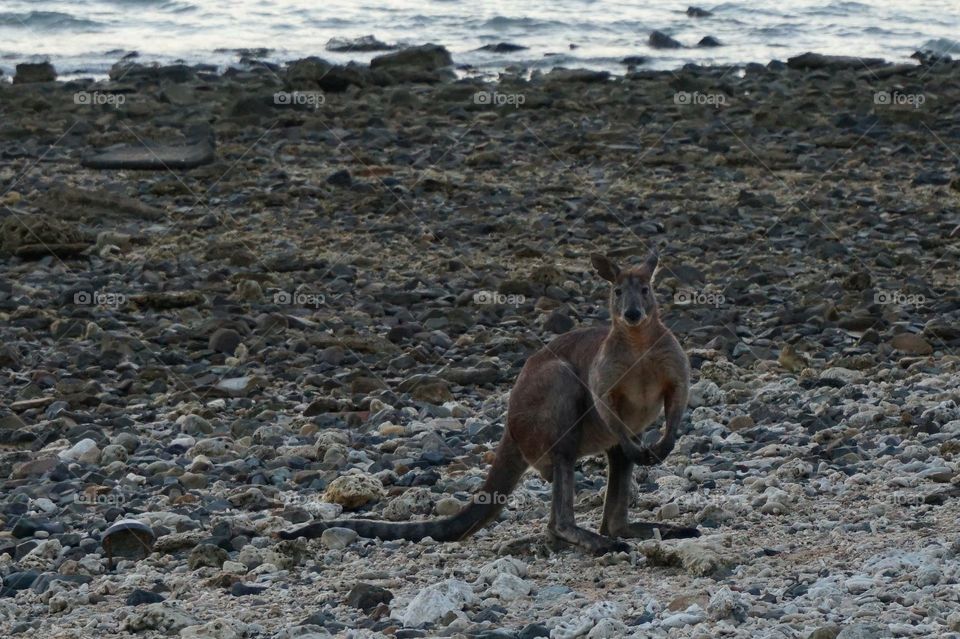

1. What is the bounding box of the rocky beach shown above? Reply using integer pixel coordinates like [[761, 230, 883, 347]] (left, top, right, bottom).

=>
[[1, 42, 960, 639]]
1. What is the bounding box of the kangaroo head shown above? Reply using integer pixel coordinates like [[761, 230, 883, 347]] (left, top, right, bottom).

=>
[[591, 251, 659, 328]]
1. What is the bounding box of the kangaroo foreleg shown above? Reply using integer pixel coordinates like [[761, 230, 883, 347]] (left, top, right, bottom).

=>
[[600, 446, 700, 540], [546, 450, 630, 555]]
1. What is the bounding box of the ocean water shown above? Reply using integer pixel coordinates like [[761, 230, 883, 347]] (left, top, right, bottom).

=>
[[0, 0, 958, 79]]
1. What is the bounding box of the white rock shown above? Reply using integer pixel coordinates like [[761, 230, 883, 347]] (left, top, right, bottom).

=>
[[442, 401, 472, 417], [222, 560, 247, 573], [657, 502, 680, 520], [915, 566, 942, 587], [707, 586, 746, 621], [550, 601, 620, 639], [586, 618, 628, 639], [660, 608, 706, 629], [683, 465, 712, 482], [477, 557, 528, 584], [20, 539, 62, 571], [320, 527, 358, 550], [485, 573, 531, 601], [179, 619, 242, 639], [689, 380, 724, 408], [171, 435, 196, 449], [821, 367, 862, 383], [844, 576, 874, 594], [124, 603, 196, 633], [302, 501, 343, 520], [397, 578, 475, 627], [33, 498, 57, 514], [59, 438, 100, 464]]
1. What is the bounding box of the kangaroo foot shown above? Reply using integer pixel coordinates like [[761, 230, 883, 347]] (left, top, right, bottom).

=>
[[547, 525, 630, 555], [607, 521, 700, 540]]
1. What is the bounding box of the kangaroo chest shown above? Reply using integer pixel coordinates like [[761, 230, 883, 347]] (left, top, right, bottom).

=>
[[607, 374, 664, 434], [589, 353, 666, 432]]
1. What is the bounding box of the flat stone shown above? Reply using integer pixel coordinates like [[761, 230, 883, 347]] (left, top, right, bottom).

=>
[[82, 141, 215, 170]]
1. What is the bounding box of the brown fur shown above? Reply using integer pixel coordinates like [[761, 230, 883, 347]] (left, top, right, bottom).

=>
[[279, 252, 699, 553]]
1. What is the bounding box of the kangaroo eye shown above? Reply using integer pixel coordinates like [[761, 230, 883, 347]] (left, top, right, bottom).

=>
[[614, 287, 622, 296], [641, 287, 649, 295]]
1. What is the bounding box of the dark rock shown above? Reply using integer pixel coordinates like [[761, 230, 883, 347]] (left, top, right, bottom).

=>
[[14, 62, 56, 84], [913, 170, 951, 186], [209, 328, 242, 355], [346, 582, 394, 611], [230, 582, 269, 596], [477, 43, 529, 53], [371, 44, 453, 70], [188, 543, 229, 569], [786, 52, 887, 70], [126, 589, 166, 605], [687, 6, 713, 17], [0, 571, 40, 597], [698, 36, 722, 47], [102, 519, 156, 566], [519, 623, 551, 639], [544, 68, 611, 83], [543, 311, 575, 334], [327, 169, 353, 187], [649, 31, 683, 49], [326, 35, 396, 52]]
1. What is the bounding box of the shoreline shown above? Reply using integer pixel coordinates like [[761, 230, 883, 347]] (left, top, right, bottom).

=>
[[0, 40, 945, 85]]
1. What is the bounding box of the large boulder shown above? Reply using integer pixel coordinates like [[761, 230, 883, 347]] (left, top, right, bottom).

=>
[[369, 44, 454, 84], [14, 62, 56, 84], [285, 57, 367, 92], [371, 43, 452, 70]]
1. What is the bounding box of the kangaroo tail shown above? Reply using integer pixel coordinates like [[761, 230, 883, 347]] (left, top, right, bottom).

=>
[[278, 430, 528, 543]]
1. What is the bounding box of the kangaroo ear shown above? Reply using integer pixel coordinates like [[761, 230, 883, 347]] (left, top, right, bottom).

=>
[[644, 250, 659, 279], [591, 253, 620, 282]]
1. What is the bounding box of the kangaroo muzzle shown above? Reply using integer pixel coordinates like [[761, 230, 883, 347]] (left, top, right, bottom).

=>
[[623, 306, 643, 324]]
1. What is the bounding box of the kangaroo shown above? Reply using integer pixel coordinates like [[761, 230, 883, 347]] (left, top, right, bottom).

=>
[[279, 251, 700, 554]]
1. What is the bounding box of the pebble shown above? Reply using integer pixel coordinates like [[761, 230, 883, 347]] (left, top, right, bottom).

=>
[[397, 579, 475, 627], [320, 527, 359, 550], [323, 474, 386, 509]]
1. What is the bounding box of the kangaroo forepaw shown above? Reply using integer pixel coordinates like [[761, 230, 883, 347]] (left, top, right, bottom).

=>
[[619, 438, 669, 467]]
